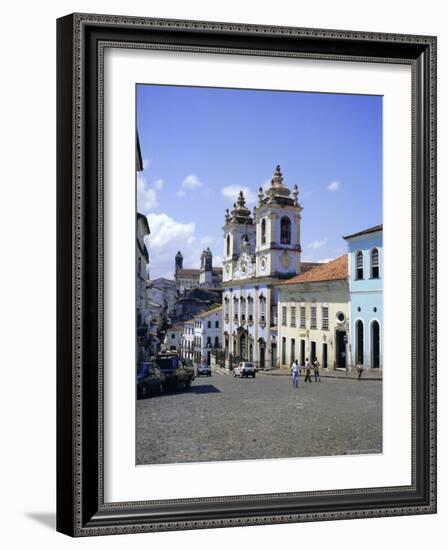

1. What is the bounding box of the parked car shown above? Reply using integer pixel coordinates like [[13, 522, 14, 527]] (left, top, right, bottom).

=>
[[157, 352, 195, 389], [197, 364, 212, 377], [233, 362, 256, 378], [137, 362, 166, 398]]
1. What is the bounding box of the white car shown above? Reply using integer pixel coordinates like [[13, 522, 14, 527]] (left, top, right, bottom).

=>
[[234, 362, 256, 378]]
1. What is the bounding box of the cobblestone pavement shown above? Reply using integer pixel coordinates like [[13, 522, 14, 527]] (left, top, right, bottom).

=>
[[136, 371, 382, 465]]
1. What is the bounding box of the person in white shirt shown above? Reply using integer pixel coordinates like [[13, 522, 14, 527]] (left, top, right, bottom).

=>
[[291, 359, 300, 388]]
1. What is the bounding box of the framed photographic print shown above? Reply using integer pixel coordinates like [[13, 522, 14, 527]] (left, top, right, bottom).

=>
[[56, 13, 437, 536]]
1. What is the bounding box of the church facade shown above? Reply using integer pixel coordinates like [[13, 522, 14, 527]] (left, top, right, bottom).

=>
[[174, 249, 222, 294], [222, 166, 304, 369]]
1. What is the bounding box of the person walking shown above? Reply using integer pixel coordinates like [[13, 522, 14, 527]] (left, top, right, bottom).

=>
[[314, 359, 321, 382], [291, 359, 300, 388], [356, 363, 364, 380], [304, 358, 312, 383]]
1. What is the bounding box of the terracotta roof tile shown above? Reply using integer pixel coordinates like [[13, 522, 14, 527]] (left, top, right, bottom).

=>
[[176, 269, 200, 277], [282, 255, 348, 285]]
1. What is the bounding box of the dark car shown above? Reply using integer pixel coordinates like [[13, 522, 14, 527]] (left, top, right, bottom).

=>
[[157, 352, 195, 389], [197, 364, 212, 377], [137, 362, 166, 398]]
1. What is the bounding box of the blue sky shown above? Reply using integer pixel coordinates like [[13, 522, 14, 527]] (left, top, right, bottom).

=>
[[137, 84, 382, 280]]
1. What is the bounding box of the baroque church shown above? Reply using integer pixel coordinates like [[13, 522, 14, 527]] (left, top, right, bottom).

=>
[[174, 248, 223, 294], [222, 165, 317, 369]]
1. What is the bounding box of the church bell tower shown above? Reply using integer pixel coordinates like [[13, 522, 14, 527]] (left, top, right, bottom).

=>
[[254, 165, 303, 278]]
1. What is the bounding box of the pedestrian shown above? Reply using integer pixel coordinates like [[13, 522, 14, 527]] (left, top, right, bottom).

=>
[[304, 358, 312, 383], [291, 359, 300, 388], [314, 359, 321, 382], [356, 363, 364, 380]]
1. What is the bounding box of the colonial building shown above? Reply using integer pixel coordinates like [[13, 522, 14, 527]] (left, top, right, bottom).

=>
[[222, 165, 319, 369], [192, 306, 223, 364], [180, 319, 195, 363], [136, 212, 152, 361], [277, 255, 350, 370], [165, 323, 184, 353], [173, 287, 222, 322], [343, 225, 383, 369], [149, 277, 177, 317], [174, 249, 222, 294]]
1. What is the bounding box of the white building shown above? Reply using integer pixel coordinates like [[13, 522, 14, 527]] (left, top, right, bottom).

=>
[[180, 319, 195, 363], [222, 165, 311, 369], [192, 306, 223, 364], [165, 323, 184, 353]]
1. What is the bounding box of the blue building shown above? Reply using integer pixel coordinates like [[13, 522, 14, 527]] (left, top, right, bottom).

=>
[[343, 225, 383, 369]]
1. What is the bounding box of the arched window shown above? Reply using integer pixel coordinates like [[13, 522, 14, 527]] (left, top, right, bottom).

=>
[[356, 320, 364, 364], [280, 216, 291, 244], [371, 248, 380, 279], [261, 218, 266, 244], [214, 336, 219, 348], [226, 235, 231, 257], [356, 251, 364, 280], [259, 294, 266, 324], [371, 320, 380, 368]]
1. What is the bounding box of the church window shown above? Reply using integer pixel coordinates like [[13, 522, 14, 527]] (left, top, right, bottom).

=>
[[280, 216, 291, 244], [248, 296, 254, 322], [356, 251, 364, 279], [226, 235, 231, 257], [259, 294, 266, 324], [261, 218, 266, 244], [371, 248, 380, 279], [233, 297, 239, 321], [240, 297, 246, 322]]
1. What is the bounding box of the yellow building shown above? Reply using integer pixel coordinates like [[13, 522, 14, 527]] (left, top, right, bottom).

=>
[[277, 255, 350, 370]]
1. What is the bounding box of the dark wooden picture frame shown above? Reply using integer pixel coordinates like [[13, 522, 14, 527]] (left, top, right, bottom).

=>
[[57, 13, 437, 536]]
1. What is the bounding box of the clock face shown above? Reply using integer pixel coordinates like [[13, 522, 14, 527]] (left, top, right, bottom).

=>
[[260, 257, 266, 271], [281, 252, 290, 268], [225, 265, 230, 274]]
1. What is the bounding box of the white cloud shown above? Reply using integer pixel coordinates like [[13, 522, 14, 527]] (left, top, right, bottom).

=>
[[146, 213, 195, 248], [176, 190, 186, 198], [145, 214, 225, 279], [327, 180, 340, 192], [182, 174, 203, 190], [143, 158, 152, 170], [221, 185, 257, 205], [137, 172, 158, 213], [154, 178, 164, 191], [307, 238, 328, 249]]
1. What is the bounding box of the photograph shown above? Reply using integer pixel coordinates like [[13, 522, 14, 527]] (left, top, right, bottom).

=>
[[135, 84, 383, 466]]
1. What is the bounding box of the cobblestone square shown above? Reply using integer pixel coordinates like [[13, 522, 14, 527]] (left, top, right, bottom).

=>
[[136, 371, 382, 465]]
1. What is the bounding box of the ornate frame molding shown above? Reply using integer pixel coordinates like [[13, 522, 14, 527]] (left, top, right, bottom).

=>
[[57, 13, 436, 537]]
